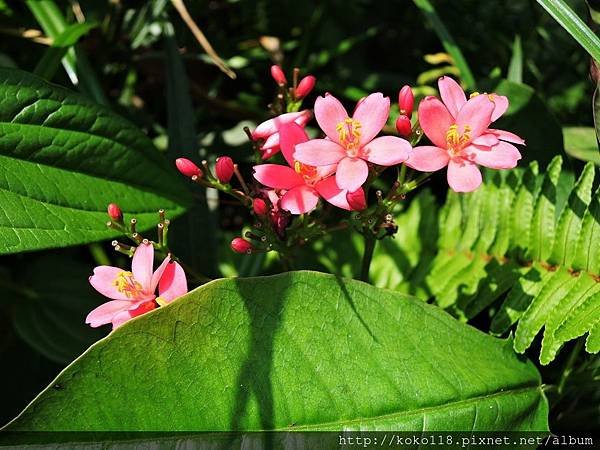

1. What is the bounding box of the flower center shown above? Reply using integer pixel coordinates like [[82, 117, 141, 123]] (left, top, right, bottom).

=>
[[294, 161, 319, 185], [336, 118, 362, 156], [113, 271, 144, 298], [470, 91, 497, 103], [446, 124, 471, 156]]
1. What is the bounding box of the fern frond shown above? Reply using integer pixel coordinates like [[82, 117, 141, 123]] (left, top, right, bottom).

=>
[[423, 156, 600, 364]]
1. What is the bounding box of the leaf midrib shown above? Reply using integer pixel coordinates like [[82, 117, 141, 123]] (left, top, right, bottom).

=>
[[277, 386, 541, 431]]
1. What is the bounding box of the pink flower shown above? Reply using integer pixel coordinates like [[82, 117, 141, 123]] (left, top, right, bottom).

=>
[[253, 122, 366, 214], [252, 110, 312, 159], [406, 76, 524, 192], [86, 243, 188, 330], [294, 93, 412, 192]]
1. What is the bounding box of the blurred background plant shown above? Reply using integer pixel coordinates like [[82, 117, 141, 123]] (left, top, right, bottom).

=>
[[0, 0, 598, 432]]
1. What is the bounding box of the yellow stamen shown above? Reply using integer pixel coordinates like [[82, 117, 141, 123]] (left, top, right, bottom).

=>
[[336, 118, 361, 151], [446, 124, 472, 155], [469, 91, 480, 99], [113, 271, 144, 298]]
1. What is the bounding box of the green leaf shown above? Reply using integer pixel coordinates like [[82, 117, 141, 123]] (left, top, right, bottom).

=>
[[3, 272, 548, 433], [412, 0, 476, 89], [537, 0, 600, 63], [563, 126, 600, 165], [507, 35, 523, 83], [0, 68, 190, 254], [528, 156, 562, 262], [33, 22, 97, 81]]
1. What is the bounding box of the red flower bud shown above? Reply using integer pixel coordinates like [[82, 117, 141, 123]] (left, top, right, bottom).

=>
[[398, 85, 414, 118], [231, 237, 253, 254], [215, 156, 235, 183], [346, 189, 367, 211], [270, 65, 287, 85], [395, 115, 412, 138], [253, 198, 269, 216], [107, 203, 123, 222], [175, 158, 202, 178], [295, 75, 316, 99]]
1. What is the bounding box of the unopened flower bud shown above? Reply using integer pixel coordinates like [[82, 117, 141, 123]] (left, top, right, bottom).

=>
[[215, 156, 235, 183], [231, 237, 253, 254], [270, 65, 287, 85], [398, 85, 414, 118], [175, 158, 202, 178], [395, 115, 412, 138], [295, 75, 316, 99], [107, 203, 123, 222], [347, 189, 367, 211], [253, 198, 269, 216]]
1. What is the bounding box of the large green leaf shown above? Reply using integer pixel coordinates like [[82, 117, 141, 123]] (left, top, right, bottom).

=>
[[0, 68, 190, 254], [3, 272, 547, 435]]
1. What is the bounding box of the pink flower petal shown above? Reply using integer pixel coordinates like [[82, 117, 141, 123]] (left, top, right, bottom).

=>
[[253, 164, 304, 189], [86, 300, 132, 328], [352, 93, 390, 145], [489, 94, 509, 121], [158, 262, 188, 302], [253, 111, 309, 139], [279, 122, 309, 167], [418, 96, 454, 148], [405, 146, 450, 172], [111, 310, 134, 329], [280, 185, 320, 214], [472, 133, 499, 147], [294, 139, 346, 166], [456, 94, 495, 141], [438, 76, 466, 118], [150, 255, 172, 294], [363, 136, 411, 166], [315, 163, 337, 179], [447, 158, 482, 192], [314, 176, 351, 210], [467, 142, 522, 169], [314, 95, 349, 144], [89, 266, 135, 301], [488, 128, 526, 145], [335, 157, 369, 192], [132, 243, 154, 293]]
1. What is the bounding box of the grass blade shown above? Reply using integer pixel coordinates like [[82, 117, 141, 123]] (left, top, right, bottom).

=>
[[537, 0, 600, 62], [412, 0, 476, 89]]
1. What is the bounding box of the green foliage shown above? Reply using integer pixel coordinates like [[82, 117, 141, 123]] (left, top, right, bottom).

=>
[[412, 0, 476, 89], [4, 272, 547, 434], [33, 22, 98, 81], [417, 157, 600, 365], [563, 126, 600, 165], [537, 0, 600, 63], [0, 68, 190, 254], [494, 80, 565, 166], [12, 254, 105, 365]]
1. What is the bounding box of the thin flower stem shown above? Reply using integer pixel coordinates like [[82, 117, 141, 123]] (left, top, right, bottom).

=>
[[360, 233, 376, 282]]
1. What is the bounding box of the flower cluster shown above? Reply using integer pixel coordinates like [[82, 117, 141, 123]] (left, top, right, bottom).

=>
[[175, 68, 524, 259]]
